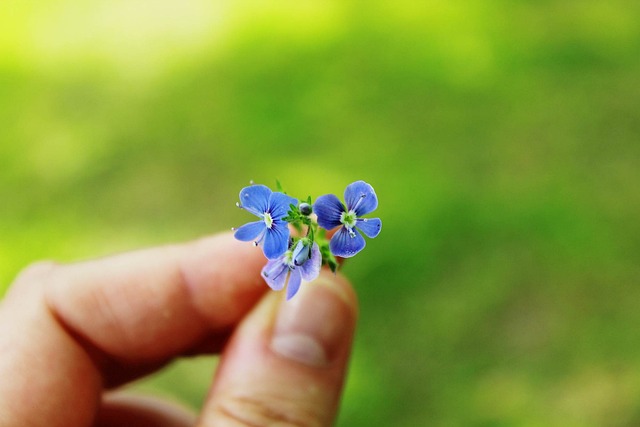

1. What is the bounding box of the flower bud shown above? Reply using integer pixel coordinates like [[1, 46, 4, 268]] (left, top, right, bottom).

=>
[[299, 202, 312, 216]]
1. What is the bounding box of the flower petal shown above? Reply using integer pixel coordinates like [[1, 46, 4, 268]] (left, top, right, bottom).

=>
[[344, 181, 378, 216], [286, 270, 302, 300], [292, 240, 310, 266], [262, 222, 290, 259], [239, 185, 272, 216], [262, 259, 288, 291], [300, 242, 321, 282], [313, 194, 344, 230], [233, 221, 265, 242], [268, 192, 298, 219], [356, 217, 382, 238], [330, 226, 366, 258]]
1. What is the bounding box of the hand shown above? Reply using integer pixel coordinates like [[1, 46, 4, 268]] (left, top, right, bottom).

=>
[[0, 232, 358, 426]]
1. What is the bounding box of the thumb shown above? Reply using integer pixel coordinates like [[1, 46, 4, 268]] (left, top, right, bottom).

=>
[[200, 270, 358, 426]]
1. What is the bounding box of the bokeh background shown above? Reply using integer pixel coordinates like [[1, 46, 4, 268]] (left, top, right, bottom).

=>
[[2, 1, 640, 425]]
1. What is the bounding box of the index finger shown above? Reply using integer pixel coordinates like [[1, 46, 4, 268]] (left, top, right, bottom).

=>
[[11, 232, 268, 382], [0, 232, 270, 426]]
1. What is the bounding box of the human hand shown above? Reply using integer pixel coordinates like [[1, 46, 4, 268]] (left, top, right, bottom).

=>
[[0, 232, 358, 426]]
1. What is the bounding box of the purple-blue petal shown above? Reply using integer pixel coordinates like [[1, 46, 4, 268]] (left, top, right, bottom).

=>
[[356, 217, 382, 238], [313, 194, 344, 230], [239, 185, 272, 216], [344, 181, 378, 216], [330, 226, 366, 258], [300, 242, 321, 282], [233, 221, 265, 242], [292, 240, 310, 266], [262, 223, 290, 259], [286, 269, 303, 300], [262, 259, 288, 291], [268, 192, 298, 219]]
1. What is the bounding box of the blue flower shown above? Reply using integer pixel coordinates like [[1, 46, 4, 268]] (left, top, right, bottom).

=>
[[313, 180, 382, 258], [261, 239, 321, 300], [233, 185, 298, 259]]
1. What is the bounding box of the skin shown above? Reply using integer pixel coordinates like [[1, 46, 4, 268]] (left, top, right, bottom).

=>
[[0, 232, 358, 427]]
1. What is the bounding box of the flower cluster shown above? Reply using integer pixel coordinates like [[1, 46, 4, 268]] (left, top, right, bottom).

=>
[[233, 180, 382, 299]]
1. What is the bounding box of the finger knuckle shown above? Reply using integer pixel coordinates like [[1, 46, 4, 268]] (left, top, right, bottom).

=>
[[211, 392, 322, 427]]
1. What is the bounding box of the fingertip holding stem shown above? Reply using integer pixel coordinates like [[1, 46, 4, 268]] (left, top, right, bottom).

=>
[[204, 271, 357, 426], [270, 275, 356, 367]]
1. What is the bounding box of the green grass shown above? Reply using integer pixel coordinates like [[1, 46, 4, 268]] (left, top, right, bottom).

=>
[[2, 1, 640, 425]]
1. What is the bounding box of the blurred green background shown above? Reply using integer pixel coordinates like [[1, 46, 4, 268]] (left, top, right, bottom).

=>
[[2, 0, 640, 425]]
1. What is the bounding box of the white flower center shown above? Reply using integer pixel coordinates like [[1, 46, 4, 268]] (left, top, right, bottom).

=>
[[340, 210, 357, 237], [263, 212, 273, 229], [283, 248, 296, 269]]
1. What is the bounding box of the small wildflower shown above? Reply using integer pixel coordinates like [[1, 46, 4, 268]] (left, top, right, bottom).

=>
[[232, 180, 381, 299], [233, 184, 298, 259], [261, 240, 321, 300], [313, 180, 382, 258]]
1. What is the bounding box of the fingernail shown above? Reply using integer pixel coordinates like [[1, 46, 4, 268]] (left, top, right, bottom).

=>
[[270, 278, 354, 367]]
